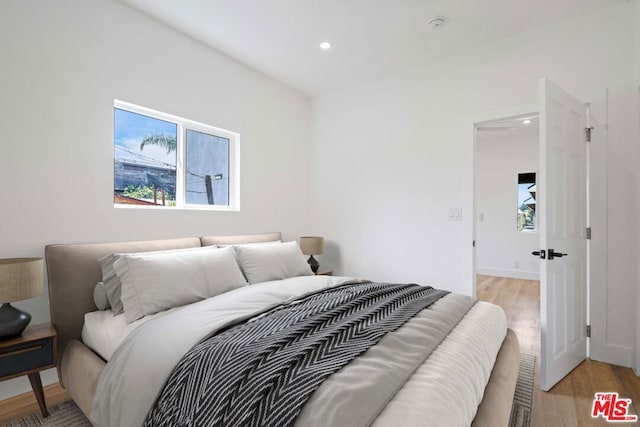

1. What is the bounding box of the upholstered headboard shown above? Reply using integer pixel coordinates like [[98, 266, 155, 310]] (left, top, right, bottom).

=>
[[200, 232, 281, 247], [45, 232, 282, 369]]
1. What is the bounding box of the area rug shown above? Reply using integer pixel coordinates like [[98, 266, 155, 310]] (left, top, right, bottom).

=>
[[5, 353, 537, 426], [2, 401, 90, 427], [509, 353, 536, 427]]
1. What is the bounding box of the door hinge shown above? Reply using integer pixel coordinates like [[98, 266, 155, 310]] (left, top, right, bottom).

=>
[[586, 227, 591, 240], [585, 127, 594, 142], [586, 325, 591, 338]]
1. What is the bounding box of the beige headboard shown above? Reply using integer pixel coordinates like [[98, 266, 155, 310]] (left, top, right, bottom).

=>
[[45, 232, 282, 367], [201, 232, 281, 247]]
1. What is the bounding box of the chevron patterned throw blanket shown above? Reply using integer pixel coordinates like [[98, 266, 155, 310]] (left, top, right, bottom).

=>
[[144, 282, 449, 427]]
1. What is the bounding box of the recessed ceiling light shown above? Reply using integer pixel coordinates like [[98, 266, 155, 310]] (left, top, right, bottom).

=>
[[319, 41, 332, 50], [523, 119, 532, 125]]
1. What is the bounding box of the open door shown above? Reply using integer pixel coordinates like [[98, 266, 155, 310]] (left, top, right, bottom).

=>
[[538, 79, 588, 391]]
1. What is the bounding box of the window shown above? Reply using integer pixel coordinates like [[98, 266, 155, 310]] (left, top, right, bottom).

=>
[[517, 172, 536, 231], [113, 100, 239, 210]]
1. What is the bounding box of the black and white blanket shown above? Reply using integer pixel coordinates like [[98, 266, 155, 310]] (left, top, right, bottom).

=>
[[144, 282, 449, 427], [93, 276, 503, 427]]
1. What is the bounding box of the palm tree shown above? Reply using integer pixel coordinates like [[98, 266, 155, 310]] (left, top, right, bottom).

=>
[[139, 133, 176, 153]]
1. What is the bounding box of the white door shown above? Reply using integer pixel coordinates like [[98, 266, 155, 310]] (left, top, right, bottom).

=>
[[538, 79, 588, 391]]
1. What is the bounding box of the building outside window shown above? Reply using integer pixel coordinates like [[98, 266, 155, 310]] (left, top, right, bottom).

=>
[[113, 100, 239, 210], [517, 172, 536, 231]]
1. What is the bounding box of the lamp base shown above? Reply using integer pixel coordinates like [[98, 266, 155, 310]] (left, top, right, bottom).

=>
[[307, 255, 320, 274], [0, 303, 32, 340]]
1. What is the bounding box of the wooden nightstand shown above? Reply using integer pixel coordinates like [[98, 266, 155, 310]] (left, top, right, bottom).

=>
[[0, 323, 57, 417], [316, 271, 333, 276]]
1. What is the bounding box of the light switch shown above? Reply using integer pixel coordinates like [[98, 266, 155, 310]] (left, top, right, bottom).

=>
[[478, 213, 484, 221], [448, 207, 462, 221]]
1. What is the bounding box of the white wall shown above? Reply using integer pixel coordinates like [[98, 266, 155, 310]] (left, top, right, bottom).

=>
[[0, 0, 310, 399], [310, 3, 638, 368], [476, 129, 539, 280]]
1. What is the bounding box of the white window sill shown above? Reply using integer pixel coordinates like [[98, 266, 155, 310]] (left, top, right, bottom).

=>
[[114, 204, 239, 212]]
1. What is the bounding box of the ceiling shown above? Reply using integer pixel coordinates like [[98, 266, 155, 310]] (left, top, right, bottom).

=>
[[120, 0, 621, 96]]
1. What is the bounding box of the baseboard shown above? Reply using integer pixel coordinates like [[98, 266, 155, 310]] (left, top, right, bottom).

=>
[[591, 341, 633, 369], [0, 382, 69, 424], [476, 267, 539, 281]]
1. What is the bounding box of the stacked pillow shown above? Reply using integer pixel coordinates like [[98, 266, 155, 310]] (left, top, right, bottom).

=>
[[93, 240, 314, 323], [231, 241, 313, 283]]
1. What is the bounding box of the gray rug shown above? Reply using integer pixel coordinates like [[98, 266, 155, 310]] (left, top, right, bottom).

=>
[[509, 353, 536, 427], [3, 401, 90, 427], [5, 354, 537, 426]]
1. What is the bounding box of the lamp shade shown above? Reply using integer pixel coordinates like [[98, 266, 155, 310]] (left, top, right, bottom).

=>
[[0, 258, 43, 303], [299, 236, 324, 256]]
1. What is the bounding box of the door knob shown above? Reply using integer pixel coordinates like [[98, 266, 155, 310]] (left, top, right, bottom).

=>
[[531, 250, 546, 259], [548, 249, 567, 260]]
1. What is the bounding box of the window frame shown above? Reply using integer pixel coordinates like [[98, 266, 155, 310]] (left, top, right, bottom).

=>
[[113, 99, 240, 211]]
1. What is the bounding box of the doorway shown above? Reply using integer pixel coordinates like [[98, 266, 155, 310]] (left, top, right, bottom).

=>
[[474, 112, 543, 384], [467, 79, 591, 392], [475, 114, 540, 282]]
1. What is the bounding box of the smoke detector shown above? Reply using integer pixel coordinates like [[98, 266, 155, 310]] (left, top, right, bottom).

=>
[[428, 16, 446, 31]]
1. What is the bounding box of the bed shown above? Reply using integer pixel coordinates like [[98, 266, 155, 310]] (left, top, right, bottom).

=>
[[45, 233, 519, 427]]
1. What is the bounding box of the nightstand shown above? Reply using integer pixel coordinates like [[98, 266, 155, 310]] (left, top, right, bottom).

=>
[[0, 323, 57, 417], [316, 271, 333, 276]]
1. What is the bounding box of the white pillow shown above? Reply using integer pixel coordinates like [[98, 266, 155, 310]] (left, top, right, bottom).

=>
[[98, 246, 209, 316], [93, 282, 111, 310], [114, 246, 246, 323], [97, 254, 125, 315], [234, 241, 313, 284]]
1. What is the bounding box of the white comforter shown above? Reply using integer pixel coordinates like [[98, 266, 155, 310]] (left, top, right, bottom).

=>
[[91, 276, 506, 427]]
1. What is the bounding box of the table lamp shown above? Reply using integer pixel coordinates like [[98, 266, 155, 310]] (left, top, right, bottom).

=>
[[299, 236, 324, 274], [0, 258, 43, 339]]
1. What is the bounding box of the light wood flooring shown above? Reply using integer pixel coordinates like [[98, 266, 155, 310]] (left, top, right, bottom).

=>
[[477, 274, 640, 427], [0, 382, 68, 424]]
